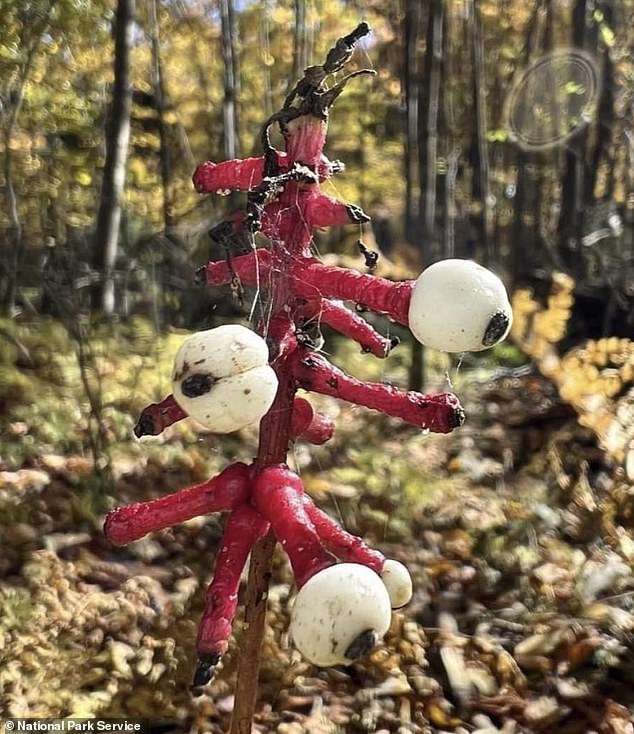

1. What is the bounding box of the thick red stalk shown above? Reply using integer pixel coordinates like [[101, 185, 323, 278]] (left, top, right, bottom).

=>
[[303, 497, 384, 572], [230, 117, 329, 732], [197, 504, 269, 660], [104, 462, 251, 545], [291, 396, 334, 444], [201, 248, 271, 287], [230, 343, 296, 734], [312, 298, 396, 357], [292, 352, 464, 433], [199, 250, 413, 328], [192, 150, 336, 193], [130, 389, 333, 444], [252, 465, 335, 587], [296, 261, 414, 324], [134, 394, 187, 437]]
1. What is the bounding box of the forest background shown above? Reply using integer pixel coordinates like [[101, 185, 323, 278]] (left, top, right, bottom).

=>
[[1, 0, 634, 732]]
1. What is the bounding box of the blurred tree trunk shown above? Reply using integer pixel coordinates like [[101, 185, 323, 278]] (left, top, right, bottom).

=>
[[220, 0, 240, 160], [557, 0, 588, 276], [511, 1, 541, 287], [403, 0, 421, 245], [0, 1, 54, 315], [419, 0, 444, 250], [441, 6, 457, 260], [587, 1, 615, 201], [470, 0, 493, 262], [92, 0, 134, 315], [291, 0, 308, 88], [149, 0, 173, 231], [403, 0, 424, 391], [260, 1, 274, 117]]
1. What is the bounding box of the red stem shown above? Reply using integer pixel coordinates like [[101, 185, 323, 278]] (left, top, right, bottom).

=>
[[303, 496, 384, 572], [252, 465, 335, 588], [291, 396, 334, 444], [134, 394, 187, 437], [296, 260, 414, 324], [104, 462, 251, 545], [202, 249, 271, 287], [192, 151, 337, 194], [197, 504, 269, 658], [230, 308, 298, 733], [314, 298, 396, 357], [293, 351, 465, 433]]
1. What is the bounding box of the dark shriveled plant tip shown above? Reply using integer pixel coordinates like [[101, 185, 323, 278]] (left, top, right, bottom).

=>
[[449, 405, 466, 429], [193, 265, 207, 286], [357, 240, 379, 270], [133, 413, 157, 438], [191, 653, 221, 694], [346, 204, 371, 223]]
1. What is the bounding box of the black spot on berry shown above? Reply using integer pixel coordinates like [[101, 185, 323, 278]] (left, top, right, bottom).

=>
[[181, 373, 214, 397], [345, 629, 379, 660], [483, 309, 510, 347]]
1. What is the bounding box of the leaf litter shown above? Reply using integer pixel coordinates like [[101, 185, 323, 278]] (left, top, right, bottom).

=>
[[1, 355, 634, 731]]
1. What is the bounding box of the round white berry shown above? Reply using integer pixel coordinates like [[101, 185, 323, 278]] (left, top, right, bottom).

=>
[[172, 325, 278, 433], [380, 559, 413, 609], [289, 563, 392, 667], [408, 259, 512, 353]]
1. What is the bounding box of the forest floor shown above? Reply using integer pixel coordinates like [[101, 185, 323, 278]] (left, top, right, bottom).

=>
[[1, 321, 633, 734]]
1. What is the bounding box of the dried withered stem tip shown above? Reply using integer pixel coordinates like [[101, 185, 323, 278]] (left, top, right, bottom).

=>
[[358, 240, 379, 270], [191, 653, 220, 694], [259, 22, 375, 167]]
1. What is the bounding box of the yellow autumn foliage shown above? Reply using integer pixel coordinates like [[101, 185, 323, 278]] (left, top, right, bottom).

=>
[[512, 275, 634, 477]]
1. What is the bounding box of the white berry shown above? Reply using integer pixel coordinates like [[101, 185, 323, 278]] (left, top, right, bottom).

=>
[[408, 259, 512, 352], [289, 563, 392, 667], [172, 325, 278, 433], [380, 559, 413, 609]]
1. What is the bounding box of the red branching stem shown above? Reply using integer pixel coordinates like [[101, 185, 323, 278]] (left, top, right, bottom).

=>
[[285, 116, 328, 166], [192, 152, 337, 195], [314, 298, 395, 357], [193, 157, 266, 192], [134, 394, 188, 437], [266, 314, 298, 364], [103, 463, 252, 545], [252, 465, 335, 588], [197, 504, 269, 657], [296, 261, 414, 324], [202, 249, 271, 287], [305, 191, 367, 228], [293, 352, 465, 433], [291, 396, 334, 444], [303, 496, 385, 573]]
